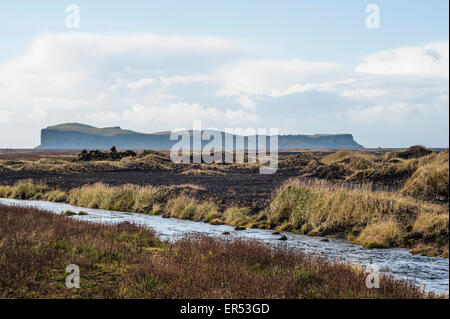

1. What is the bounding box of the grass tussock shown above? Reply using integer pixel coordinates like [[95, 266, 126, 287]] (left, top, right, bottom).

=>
[[67, 183, 163, 213], [402, 163, 449, 201], [355, 219, 403, 248], [0, 204, 429, 299], [0, 181, 169, 215], [0, 180, 50, 200], [261, 179, 448, 255], [165, 196, 220, 221], [223, 206, 253, 226], [321, 151, 379, 170], [413, 212, 449, 246]]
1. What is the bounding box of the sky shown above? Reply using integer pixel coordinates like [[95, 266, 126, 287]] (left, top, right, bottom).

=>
[[0, 0, 448, 148]]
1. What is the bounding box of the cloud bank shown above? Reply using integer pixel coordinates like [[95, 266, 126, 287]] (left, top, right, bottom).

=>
[[0, 33, 447, 148]]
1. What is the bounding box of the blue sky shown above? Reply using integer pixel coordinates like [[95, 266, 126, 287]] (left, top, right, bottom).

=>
[[0, 1, 448, 148]]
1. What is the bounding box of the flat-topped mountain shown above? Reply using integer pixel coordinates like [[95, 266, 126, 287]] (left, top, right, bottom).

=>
[[37, 123, 363, 150]]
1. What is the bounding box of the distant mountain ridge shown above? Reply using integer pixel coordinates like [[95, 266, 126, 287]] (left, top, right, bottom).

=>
[[37, 123, 364, 150]]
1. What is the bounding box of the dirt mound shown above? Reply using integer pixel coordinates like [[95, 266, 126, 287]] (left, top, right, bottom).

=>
[[334, 156, 376, 170], [395, 146, 433, 160], [278, 153, 318, 168], [303, 163, 351, 181], [348, 165, 415, 187]]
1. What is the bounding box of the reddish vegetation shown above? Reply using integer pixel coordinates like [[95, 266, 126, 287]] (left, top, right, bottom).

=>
[[0, 204, 428, 299]]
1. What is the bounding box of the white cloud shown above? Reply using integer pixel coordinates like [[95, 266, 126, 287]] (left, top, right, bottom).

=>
[[85, 111, 122, 123], [0, 32, 246, 141], [236, 95, 256, 111], [340, 89, 386, 100], [160, 75, 214, 86], [124, 66, 146, 75], [0, 108, 12, 123], [29, 32, 240, 57], [121, 102, 261, 128], [217, 59, 343, 96], [271, 81, 335, 97], [0, 32, 242, 112], [355, 41, 449, 78], [126, 78, 156, 89]]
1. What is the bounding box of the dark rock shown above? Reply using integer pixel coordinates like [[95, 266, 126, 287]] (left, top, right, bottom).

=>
[[307, 163, 352, 181], [268, 222, 277, 230], [222, 231, 230, 235], [255, 214, 267, 222], [404, 232, 423, 241], [161, 214, 170, 219], [278, 235, 288, 241], [144, 205, 153, 214], [320, 238, 329, 242], [77, 148, 137, 161], [272, 231, 281, 235]]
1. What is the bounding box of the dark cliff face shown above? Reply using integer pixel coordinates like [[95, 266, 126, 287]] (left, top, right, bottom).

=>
[[37, 124, 363, 150], [39, 129, 171, 150], [277, 134, 363, 149]]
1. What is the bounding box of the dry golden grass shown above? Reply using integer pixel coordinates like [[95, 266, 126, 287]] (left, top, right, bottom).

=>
[[321, 151, 378, 170], [401, 150, 449, 201], [165, 196, 219, 221], [355, 219, 403, 248], [413, 212, 449, 240], [263, 179, 442, 231], [67, 183, 163, 213], [260, 178, 448, 255], [223, 206, 253, 226]]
